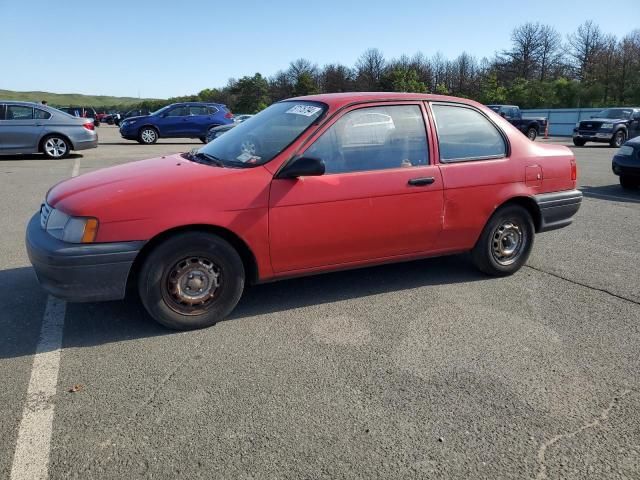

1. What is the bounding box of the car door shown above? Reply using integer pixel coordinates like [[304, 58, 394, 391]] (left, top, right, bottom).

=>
[[428, 102, 517, 251], [156, 105, 189, 137], [269, 103, 444, 273], [186, 105, 217, 137], [0, 104, 43, 152], [630, 111, 640, 140]]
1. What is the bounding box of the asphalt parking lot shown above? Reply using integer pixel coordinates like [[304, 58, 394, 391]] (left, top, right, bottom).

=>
[[1, 126, 639, 479]]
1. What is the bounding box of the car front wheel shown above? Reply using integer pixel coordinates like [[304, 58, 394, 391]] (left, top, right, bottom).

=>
[[620, 175, 639, 190], [138, 127, 158, 144], [573, 138, 586, 147], [610, 130, 626, 148], [471, 204, 534, 276], [138, 232, 245, 330]]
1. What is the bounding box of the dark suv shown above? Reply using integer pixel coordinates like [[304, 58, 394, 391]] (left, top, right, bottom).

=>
[[573, 108, 640, 147], [119, 102, 233, 144]]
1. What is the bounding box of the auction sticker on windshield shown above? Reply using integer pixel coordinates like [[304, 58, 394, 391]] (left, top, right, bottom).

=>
[[286, 104, 322, 116]]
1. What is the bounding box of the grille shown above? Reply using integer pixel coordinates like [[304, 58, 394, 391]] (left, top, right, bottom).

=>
[[40, 203, 52, 229], [579, 121, 603, 132]]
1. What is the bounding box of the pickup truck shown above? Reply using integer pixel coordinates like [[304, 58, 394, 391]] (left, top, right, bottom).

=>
[[487, 105, 547, 141]]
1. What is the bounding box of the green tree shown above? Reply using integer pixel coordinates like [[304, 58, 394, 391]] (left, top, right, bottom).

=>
[[230, 73, 270, 113]]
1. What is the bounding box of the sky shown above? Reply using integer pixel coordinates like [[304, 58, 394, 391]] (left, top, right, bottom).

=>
[[1, 0, 638, 99]]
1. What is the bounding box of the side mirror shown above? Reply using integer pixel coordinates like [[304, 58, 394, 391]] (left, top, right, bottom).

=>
[[276, 156, 325, 179]]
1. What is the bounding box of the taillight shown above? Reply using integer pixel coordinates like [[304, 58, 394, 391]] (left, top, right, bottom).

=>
[[224, 112, 233, 119], [83, 122, 94, 131], [570, 158, 577, 181]]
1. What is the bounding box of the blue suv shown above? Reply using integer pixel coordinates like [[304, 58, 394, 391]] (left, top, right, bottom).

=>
[[119, 102, 234, 144]]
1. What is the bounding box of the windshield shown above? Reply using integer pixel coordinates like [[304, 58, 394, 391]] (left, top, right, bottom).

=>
[[596, 108, 632, 119], [198, 101, 326, 166], [150, 105, 171, 116]]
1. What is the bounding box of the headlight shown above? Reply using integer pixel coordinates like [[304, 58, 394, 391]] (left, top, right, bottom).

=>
[[575, 122, 580, 128], [617, 146, 634, 156], [601, 123, 613, 129], [45, 208, 99, 243]]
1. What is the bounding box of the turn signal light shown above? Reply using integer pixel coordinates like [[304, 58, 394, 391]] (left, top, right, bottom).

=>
[[81, 218, 99, 243], [570, 158, 577, 181]]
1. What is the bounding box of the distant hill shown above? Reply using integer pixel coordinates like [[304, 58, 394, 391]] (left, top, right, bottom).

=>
[[0, 89, 161, 107]]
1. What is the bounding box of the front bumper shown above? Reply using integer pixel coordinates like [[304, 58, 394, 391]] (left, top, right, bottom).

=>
[[612, 153, 640, 178], [534, 189, 583, 232], [25, 213, 145, 302], [573, 130, 613, 142]]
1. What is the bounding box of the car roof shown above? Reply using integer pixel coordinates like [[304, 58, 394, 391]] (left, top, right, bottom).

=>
[[0, 100, 48, 107], [287, 92, 487, 111]]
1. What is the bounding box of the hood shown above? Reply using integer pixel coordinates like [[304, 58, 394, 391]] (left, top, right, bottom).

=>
[[581, 118, 627, 124], [122, 115, 148, 122], [46, 153, 267, 222]]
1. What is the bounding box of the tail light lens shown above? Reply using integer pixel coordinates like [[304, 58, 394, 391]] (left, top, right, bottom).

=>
[[83, 122, 94, 131], [224, 111, 233, 119], [570, 158, 577, 181]]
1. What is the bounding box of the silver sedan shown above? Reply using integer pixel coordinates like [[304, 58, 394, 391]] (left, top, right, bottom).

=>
[[0, 101, 98, 159]]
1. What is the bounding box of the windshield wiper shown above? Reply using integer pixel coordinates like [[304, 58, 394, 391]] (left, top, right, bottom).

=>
[[183, 150, 225, 167]]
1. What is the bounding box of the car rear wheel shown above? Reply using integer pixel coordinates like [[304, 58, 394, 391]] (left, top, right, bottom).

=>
[[610, 130, 626, 148], [41, 135, 70, 159], [138, 127, 158, 144], [573, 138, 586, 147], [138, 232, 245, 330], [471, 204, 534, 276], [526, 127, 537, 141], [620, 175, 639, 190]]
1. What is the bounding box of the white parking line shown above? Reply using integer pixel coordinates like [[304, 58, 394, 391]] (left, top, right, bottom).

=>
[[10, 296, 66, 480], [10, 159, 80, 479]]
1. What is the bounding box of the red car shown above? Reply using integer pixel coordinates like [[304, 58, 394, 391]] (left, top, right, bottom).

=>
[[27, 93, 582, 330]]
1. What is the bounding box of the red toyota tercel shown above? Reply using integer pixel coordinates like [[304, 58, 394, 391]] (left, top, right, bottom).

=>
[[27, 93, 582, 330]]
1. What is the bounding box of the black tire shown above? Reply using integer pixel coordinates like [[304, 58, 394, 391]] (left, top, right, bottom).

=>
[[526, 127, 537, 141], [41, 135, 71, 159], [471, 204, 534, 276], [620, 175, 639, 190], [610, 130, 626, 148], [573, 138, 586, 147], [138, 126, 159, 144], [138, 232, 245, 330]]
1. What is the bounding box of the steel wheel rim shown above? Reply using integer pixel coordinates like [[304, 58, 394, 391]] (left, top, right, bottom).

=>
[[527, 129, 536, 140], [141, 129, 156, 143], [615, 132, 624, 147], [491, 221, 524, 266], [45, 138, 67, 157], [163, 256, 222, 315]]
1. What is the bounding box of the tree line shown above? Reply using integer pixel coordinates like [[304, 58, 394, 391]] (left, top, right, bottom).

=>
[[133, 20, 639, 114]]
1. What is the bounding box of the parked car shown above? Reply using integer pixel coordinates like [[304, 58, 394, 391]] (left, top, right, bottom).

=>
[[119, 102, 233, 144], [573, 107, 640, 147], [0, 101, 97, 159], [57, 106, 100, 128], [26, 93, 582, 330], [205, 114, 254, 143], [487, 105, 547, 140], [612, 137, 640, 189]]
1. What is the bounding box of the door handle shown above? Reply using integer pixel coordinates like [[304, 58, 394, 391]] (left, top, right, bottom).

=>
[[407, 177, 435, 186]]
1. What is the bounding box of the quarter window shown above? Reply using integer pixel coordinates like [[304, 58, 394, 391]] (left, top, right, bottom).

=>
[[431, 104, 506, 162], [35, 109, 51, 120], [304, 105, 428, 174], [5, 105, 34, 120]]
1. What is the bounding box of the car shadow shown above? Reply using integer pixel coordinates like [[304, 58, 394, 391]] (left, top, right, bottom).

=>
[[0, 153, 83, 161], [580, 184, 640, 204], [0, 255, 484, 360]]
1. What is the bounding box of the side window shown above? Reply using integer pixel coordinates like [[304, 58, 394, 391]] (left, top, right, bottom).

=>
[[208, 106, 219, 115], [304, 105, 428, 174], [0, 105, 5, 120], [165, 106, 187, 117], [189, 106, 209, 116], [431, 104, 506, 162], [35, 109, 52, 120], [6, 105, 34, 120]]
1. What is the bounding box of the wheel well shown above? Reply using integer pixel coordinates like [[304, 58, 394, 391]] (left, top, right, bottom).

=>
[[39, 133, 74, 151], [498, 196, 542, 232], [126, 224, 259, 292], [138, 125, 159, 135]]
